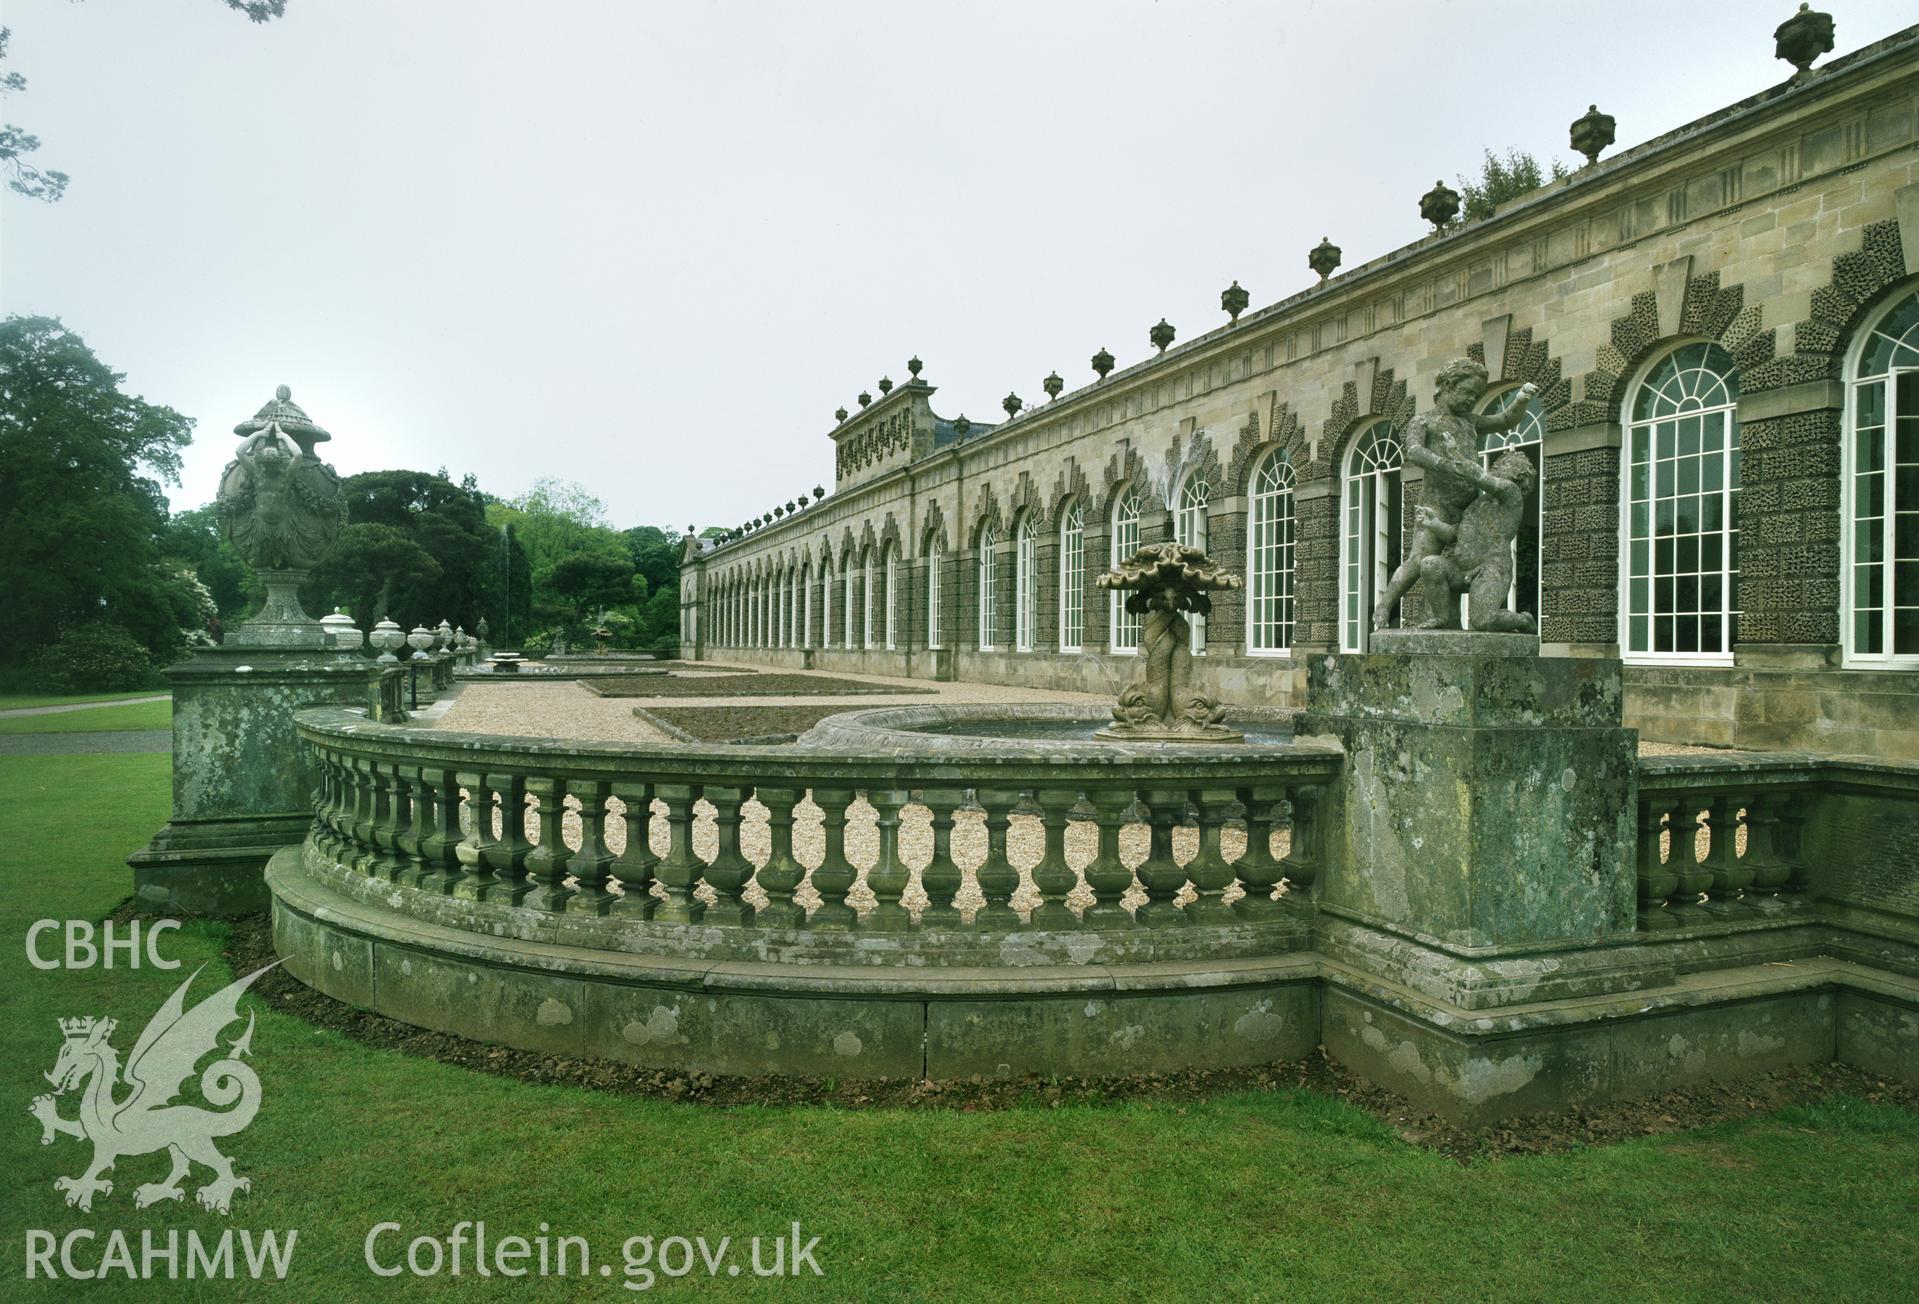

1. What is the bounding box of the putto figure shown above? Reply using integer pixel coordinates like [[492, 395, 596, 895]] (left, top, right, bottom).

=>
[[1372, 358, 1537, 632], [1096, 540, 1243, 741]]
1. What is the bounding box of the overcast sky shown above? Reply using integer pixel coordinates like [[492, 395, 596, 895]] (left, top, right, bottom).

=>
[[5, 0, 1912, 530]]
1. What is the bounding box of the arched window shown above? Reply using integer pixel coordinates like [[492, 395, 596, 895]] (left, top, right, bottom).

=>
[[821, 555, 833, 649], [1845, 286, 1919, 666], [1248, 450, 1296, 653], [862, 546, 875, 649], [1015, 513, 1038, 651], [926, 535, 944, 650], [1176, 472, 1210, 654], [842, 556, 854, 649], [1058, 499, 1085, 652], [1342, 422, 1403, 651], [978, 522, 999, 651], [1109, 487, 1141, 653], [1478, 387, 1545, 626], [1623, 343, 1741, 661], [884, 545, 898, 651], [801, 563, 813, 647]]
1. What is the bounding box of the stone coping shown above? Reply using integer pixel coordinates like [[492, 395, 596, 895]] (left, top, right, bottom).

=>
[[294, 705, 1343, 782]]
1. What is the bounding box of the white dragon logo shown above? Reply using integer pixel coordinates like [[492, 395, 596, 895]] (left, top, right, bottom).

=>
[[29, 964, 275, 1215]]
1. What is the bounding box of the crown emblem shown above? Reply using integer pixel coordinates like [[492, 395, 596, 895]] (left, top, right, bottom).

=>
[[57, 1016, 114, 1039]]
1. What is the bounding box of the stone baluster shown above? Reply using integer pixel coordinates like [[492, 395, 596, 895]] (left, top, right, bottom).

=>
[[1635, 795, 1680, 929], [974, 787, 1023, 927], [1183, 788, 1240, 924], [919, 786, 967, 926], [1666, 800, 1712, 921], [1136, 788, 1190, 927], [1778, 793, 1812, 903], [610, 781, 658, 918], [701, 786, 753, 925], [1698, 793, 1751, 915], [809, 786, 857, 928], [1742, 793, 1792, 912], [1278, 782, 1325, 896], [651, 783, 705, 923], [371, 761, 409, 882], [398, 764, 430, 886], [312, 753, 340, 851], [862, 786, 912, 931], [483, 772, 533, 905], [521, 775, 572, 910], [1234, 783, 1287, 917], [453, 770, 494, 901], [1082, 785, 1136, 926], [565, 780, 617, 915], [1029, 788, 1080, 929], [752, 786, 805, 927], [416, 766, 463, 894], [349, 758, 380, 875]]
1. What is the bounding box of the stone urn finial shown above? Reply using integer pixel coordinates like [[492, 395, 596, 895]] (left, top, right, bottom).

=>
[[1570, 105, 1616, 167], [834, 406, 848, 423], [1420, 179, 1461, 230], [1221, 280, 1250, 322], [878, 375, 894, 394], [857, 391, 872, 408], [1774, 4, 1834, 77], [1149, 318, 1176, 354], [216, 383, 348, 648], [1003, 392, 1023, 418], [1092, 347, 1115, 380], [954, 414, 972, 438], [813, 485, 825, 499], [1309, 236, 1341, 282], [1043, 371, 1064, 401], [907, 355, 923, 379]]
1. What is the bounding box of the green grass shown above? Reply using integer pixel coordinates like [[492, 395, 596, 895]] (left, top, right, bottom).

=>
[[0, 690, 170, 711], [3, 749, 1916, 1300], [0, 699, 172, 735]]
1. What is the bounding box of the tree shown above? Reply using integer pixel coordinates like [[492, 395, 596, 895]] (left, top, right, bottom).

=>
[[1455, 148, 1569, 225], [298, 469, 499, 633], [306, 523, 441, 627], [624, 525, 683, 598], [0, 315, 198, 663], [160, 503, 255, 619], [548, 552, 640, 624]]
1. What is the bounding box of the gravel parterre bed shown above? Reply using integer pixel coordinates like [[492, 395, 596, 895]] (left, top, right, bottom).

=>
[[641, 704, 861, 742], [590, 673, 920, 698]]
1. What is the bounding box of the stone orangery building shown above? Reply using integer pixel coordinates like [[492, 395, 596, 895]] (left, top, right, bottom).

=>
[[682, 20, 1919, 759]]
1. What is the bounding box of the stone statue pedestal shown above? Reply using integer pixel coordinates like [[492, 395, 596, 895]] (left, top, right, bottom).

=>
[[1295, 631, 1637, 953], [128, 642, 405, 914]]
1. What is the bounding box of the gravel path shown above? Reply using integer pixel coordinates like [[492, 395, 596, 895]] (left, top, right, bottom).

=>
[[0, 729, 172, 754]]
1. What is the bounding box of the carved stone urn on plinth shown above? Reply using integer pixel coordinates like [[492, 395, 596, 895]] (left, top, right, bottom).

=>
[[1094, 541, 1244, 742]]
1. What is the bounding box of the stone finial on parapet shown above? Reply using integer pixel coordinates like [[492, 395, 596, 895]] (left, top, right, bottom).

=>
[[216, 385, 347, 649]]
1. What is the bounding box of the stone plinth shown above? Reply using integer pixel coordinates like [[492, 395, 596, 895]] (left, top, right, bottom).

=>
[[128, 648, 403, 914], [1296, 632, 1637, 952]]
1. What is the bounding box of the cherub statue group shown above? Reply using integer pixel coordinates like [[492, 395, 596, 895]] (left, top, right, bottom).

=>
[[1372, 358, 1538, 634]]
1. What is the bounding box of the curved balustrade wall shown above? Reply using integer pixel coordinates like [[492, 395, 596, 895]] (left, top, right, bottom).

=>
[[270, 707, 1343, 1078]]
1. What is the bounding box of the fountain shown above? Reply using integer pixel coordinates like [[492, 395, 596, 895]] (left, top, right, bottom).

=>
[[1096, 540, 1243, 742]]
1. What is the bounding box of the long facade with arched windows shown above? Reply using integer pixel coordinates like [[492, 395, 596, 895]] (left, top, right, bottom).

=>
[[683, 25, 1919, 758]]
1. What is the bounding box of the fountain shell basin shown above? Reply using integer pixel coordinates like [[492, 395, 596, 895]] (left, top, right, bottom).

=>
[[798, 702, 1302, 754]]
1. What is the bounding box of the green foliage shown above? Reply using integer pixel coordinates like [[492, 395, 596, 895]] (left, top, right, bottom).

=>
[[0, 316, 198, 664], [159, 503, 254, 618], [549, 551, 640, 623], [303, 470, 499, 635], [25, 623, 153, 693], [1456, 148, 1569, 224]]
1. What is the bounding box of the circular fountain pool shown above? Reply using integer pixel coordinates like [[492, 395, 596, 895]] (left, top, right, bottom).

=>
[[797, 702, 1301, 755]]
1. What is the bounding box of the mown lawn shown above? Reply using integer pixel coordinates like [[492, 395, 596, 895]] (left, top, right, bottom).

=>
[[2, 748, 1916, 1300], [0, 699, 173, 735]]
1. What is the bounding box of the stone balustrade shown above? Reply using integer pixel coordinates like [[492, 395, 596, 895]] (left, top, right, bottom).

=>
[[1634, 753, 1919, 934], [291, 707, 1343, 967]]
